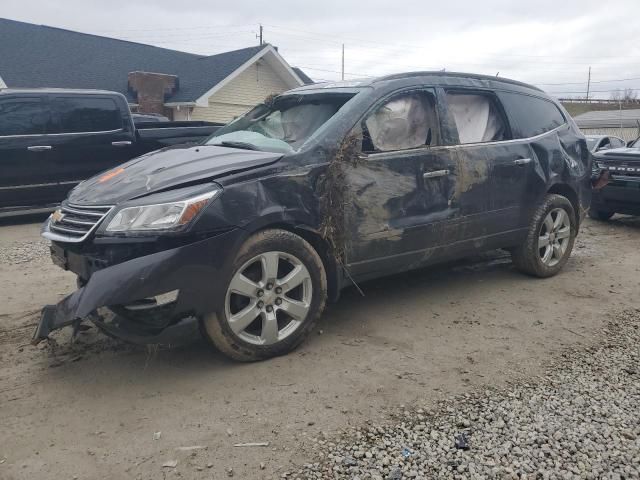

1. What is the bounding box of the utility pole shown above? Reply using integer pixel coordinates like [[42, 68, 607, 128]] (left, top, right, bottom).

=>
[[258, 24, 263, 45], [586, 66, 591, 101], [341, 44, 345, 81]]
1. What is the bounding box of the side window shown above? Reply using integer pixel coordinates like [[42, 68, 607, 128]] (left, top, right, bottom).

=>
[[611, 137, 625, 148], [0, 97, 50, 136], [363, 91, 437, 152], [499, 92, 565, 138], [445, 92, 508, 144], [51, 97, 123, 133]]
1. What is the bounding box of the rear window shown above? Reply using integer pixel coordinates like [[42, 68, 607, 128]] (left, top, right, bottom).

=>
[[498, 92, 565, 139], [51, 97, 123, 133], [0, 97, 50, 136], [445, 92, 508, 144]]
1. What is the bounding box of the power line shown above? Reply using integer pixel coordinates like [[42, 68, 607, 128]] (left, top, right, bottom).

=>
[[112, 30, 255, 41], [264, 23, 640, 61], [299, 65, 640, 89], [92, 24, 255, 33], [536, 76, 640, 86], [547, 88, 640, 95], [56, 22, 640, 90], [297, 66, 374, 78]]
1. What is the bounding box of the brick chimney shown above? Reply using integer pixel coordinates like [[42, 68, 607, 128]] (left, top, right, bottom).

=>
[[128, 71, 178, 116]]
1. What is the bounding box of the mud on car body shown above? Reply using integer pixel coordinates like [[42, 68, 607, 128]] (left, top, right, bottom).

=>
[[36, 72, 591, 361]]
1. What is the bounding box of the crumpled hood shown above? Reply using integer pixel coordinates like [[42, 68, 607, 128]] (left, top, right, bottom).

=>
[[68, 144, 282, 205]]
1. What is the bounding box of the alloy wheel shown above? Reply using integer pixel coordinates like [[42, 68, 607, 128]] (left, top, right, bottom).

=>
[[538, 208, 571, 267], [224, 251, 313, 345]]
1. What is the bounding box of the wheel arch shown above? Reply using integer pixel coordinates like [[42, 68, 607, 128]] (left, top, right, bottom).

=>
[[547, 183, 581, 231], [247, 221, 342, 303]]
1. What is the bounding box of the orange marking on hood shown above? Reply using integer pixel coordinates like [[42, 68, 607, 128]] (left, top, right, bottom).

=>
[[98, 167, 125, 183]]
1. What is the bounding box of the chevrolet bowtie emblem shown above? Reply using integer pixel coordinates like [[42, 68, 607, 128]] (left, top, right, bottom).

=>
[[51, 209, 65, 223]]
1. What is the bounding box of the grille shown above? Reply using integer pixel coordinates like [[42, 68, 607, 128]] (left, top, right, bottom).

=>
[[48, 203, 113, 242]]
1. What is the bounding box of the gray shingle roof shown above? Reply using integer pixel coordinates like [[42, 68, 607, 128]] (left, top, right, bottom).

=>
[[0, 18, 275, 103], [292, 67, 314, 85], [573, 108, 640, 129]]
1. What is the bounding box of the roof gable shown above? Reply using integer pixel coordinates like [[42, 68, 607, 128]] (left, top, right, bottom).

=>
[[0, 18, 281, 102]]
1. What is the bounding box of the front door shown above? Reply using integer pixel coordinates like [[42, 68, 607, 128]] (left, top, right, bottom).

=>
[[343, 88, 459, 278]]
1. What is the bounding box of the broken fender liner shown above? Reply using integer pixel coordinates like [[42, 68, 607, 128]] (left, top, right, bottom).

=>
[[32, 228, 246, 344]]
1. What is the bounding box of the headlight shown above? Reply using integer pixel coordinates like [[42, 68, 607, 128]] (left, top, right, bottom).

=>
[[105, 189, 221, 232]]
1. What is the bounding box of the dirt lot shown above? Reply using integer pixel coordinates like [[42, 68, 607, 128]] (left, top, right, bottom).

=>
[[1, 215, 639, 480]]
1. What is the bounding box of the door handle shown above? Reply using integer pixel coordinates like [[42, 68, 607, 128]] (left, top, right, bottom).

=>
[[112, 141, 132, 147], [27, 145, 52, 152], [423, 169, 450, 179], [513, 158, 532, 166]]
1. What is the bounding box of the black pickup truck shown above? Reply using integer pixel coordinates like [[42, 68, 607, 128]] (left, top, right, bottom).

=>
[[590, 137, 640, 220], [0, 88, 220, 216]]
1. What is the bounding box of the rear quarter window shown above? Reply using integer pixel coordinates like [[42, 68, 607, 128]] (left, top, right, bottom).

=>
[[51, 96, 123, 133], [498, 91, 565, 139]]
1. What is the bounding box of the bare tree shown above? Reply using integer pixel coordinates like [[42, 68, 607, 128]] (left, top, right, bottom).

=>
[[623, 88, 638, 101], [610, 88, 638, 102]]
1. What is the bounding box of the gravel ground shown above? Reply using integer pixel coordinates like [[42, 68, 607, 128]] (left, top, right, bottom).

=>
[[298, 309, 640, 480], [0, 239, 50, 265]]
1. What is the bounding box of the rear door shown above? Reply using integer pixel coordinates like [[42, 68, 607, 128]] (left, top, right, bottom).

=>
[[0, 95, 59, 210], [344, 88, 459, 277], [46, 94, 135, 191], [440, 89, 530, 240]]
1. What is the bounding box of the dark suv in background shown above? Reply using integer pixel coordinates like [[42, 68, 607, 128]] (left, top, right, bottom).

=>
[[35, 72, 591, 361], [590, 136, 640, 220]]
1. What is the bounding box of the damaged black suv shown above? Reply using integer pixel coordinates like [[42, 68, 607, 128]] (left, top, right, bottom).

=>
[[36, 72, 591, 361]]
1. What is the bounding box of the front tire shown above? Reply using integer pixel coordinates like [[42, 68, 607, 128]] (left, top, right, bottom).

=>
[[511, 194, 576, 278], [201, 229, 327, 361]]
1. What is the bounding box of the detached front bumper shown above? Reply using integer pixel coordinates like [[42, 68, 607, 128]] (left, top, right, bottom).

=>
[[33, 227, 246, 344]]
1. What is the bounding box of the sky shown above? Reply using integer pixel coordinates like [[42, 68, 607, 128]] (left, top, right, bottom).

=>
[[3, 0, 640, 98]]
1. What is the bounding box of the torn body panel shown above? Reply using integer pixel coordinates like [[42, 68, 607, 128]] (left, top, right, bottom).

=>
[[34, 228, 246, 343]]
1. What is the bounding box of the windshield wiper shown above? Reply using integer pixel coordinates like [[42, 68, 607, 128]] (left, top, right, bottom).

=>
[[212, 141, 259, 151]]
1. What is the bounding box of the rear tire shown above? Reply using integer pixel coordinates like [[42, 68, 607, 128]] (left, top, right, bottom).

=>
[[511, 194, 576, 278], [588, 209, 614, 221], [201, 229, 327, 361]]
